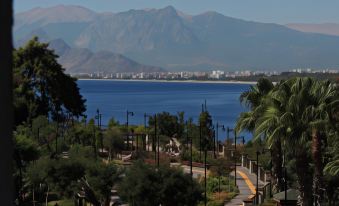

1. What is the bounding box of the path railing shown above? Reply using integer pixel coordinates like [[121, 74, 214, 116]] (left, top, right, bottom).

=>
[[241, 154, 273, 205]]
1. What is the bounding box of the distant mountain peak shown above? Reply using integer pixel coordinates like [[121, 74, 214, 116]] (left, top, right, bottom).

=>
[[159, 5, 178, 15], [14, 5, 339, 71]]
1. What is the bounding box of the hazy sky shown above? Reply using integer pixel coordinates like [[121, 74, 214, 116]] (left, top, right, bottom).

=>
[[14, 0, 339, 24]]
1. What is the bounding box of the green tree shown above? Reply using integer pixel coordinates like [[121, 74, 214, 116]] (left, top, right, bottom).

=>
[[149, 112, 180, 138], [254, 78, 314, 205], [25, 158, 49, 206], [103, 126, 124, 159], [209, 158, 232, 194], [108, 117, 120, 128], [46, 158, 86, 197], [13, 37, 86, 125], [252, 77, 339, 205], [86, 163, 121, 206], [235, 78, 284, 192], [119, 162, 162, 205], [199, 110, 213, 150], [119, 161, 203, 206]]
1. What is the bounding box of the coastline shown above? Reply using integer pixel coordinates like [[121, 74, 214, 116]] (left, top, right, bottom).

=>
[[77, 78, 257, 85]]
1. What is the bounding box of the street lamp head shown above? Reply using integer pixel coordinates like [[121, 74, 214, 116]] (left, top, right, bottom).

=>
[[222, 125, 225, 131], [96, 108, 99, 113], [227, 127, 234, 132]]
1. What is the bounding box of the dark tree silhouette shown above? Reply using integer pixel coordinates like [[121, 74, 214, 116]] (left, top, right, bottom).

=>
[[13, 37, 86, 125]]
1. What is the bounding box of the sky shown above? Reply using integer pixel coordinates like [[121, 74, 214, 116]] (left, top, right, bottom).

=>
[[14, 0, 339, 24]]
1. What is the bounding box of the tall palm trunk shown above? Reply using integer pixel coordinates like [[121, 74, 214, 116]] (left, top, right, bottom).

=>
[[271, 138, 284, 192], [311, 129, 324, 206], [295, 149, 313, 206]]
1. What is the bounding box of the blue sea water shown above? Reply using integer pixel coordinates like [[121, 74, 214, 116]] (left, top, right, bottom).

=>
[[77, 80, 252, 141]]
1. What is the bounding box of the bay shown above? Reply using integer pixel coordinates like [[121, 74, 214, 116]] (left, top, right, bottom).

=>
[[78, 80, 252, 141]]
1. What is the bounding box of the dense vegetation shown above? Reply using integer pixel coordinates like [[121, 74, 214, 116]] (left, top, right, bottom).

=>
[[13, 37, 338, 206], [12, 38, 235, 206], [236, 78, 339, 206]]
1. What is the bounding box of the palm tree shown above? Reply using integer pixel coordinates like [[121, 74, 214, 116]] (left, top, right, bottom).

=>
[[254, 78, 315, 205], [305, 80, 339, 205], [254, 77, 338, 206], [236, 78, 286, 192]]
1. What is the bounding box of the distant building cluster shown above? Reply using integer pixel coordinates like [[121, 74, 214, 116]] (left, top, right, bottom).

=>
[[70, 68, 338, 80], [290, 68, 339, 74]]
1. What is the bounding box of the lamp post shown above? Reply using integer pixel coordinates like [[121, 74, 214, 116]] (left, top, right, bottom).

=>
[[186, 121, 193, 177], [126, 110, 134, 150], [213, 129, 216, 158], [199, 104, 204, 162], [186, 121, 189, 149], [216, 123, 225, 157], [204, 137, 207, 206], [255, 151, 261, 205], [262, 148, 273, 198], [144, 113, 152, 151], [229, 128, 245, 187], [155, 114, 159, 168], [96, 109, 103, 151], [84, 115, 87, 127]]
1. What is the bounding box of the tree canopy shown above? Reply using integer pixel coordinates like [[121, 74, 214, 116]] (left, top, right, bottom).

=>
[[13, 37, 86, 125], [119, 161, 203, 206]]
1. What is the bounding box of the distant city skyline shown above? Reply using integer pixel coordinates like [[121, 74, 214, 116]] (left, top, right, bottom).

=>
[[15, 0, 339, 24]]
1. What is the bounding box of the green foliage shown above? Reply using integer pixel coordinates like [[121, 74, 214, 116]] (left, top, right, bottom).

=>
[[86, 163, 121, 205], [14, 134, 40, 162], [108, 117, 120, 128], [119, 161, 203, 206], [68, 144, 96, 160], [13, 37, 86, 125], [46, 158, 86, 197], [199, 110, 214, 150], [237, 77, 339, 205], [103, 126, 124, 158], [206, 176, 237, 194], [209, 158, 232, 177], [148, 112, 184, 138]]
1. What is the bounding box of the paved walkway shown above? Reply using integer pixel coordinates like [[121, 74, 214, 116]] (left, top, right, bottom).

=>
[[225, 166, 264, 206]]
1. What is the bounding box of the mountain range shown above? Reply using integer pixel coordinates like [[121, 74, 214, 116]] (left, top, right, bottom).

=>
[[286, 23, 339, 37], [48, 39, 163, 74], [14, 5, 339, 72]]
